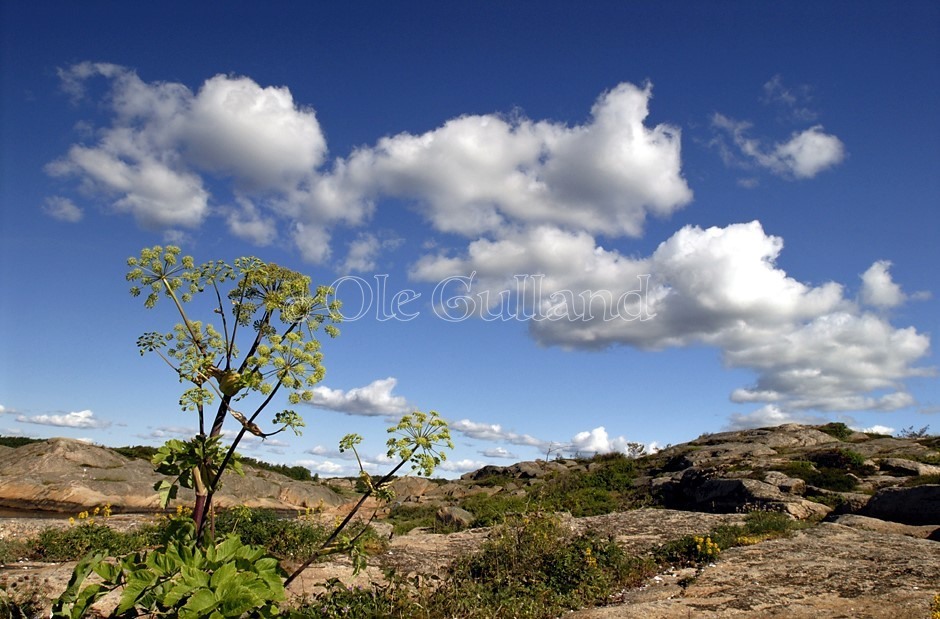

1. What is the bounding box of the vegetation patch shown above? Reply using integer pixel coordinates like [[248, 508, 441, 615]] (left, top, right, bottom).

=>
[[817, 422, 854, 441], [656, 511, 801, 567], [903, 474, 940, 487], [0, 436, 44, 449], [416, 514, 657, 618]]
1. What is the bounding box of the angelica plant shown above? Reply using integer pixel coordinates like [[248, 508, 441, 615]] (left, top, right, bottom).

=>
[[126, 245, 341, 535]]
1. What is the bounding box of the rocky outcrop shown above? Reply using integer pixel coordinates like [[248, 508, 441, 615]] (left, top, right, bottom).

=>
[[0, 438, 343, 513], [567, 521, 940, 619], [862, 485, 940, 525], [436, 505, 474, 529]]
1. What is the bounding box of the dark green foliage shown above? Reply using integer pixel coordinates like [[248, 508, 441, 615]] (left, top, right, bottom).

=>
[[458, 492, 530, 527], [904, 473, 940, 487], [741, 510, 798, 536], [386, 504, 448, 535], [0, 436, 44, 448], [420, 514, 657, 618], [52, 521, 286, 619], [530, 454, 641, 517], [240, 457, 315, 482], [817, 422, 854, 441], [774, 450, 871, 492], [809, 448, 867, 471], [30, 523, 161, 562], [215, 508, 328, 560], [112, 444, 159, 461], [214, 507, 385, 561], [292, 578, 416, 618], [656, 510, 799, 567]]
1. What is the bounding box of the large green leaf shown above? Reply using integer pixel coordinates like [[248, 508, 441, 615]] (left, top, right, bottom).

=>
[[179, 588, 219, 618]]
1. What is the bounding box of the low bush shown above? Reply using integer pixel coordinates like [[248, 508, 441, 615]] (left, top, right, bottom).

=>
[[656, 510, 800, 567], [386, 504, 453, 535], [30, 522, 161, 562], [458, 492, 530, 527], [775, 455, 864, 492], [818, 422, 854, 441], [214, 506, 385, 561], [809, 448, 868, 471], [293, 577, 416, 618], [0, 436, 44, 449], [419, 514, 656, 618]]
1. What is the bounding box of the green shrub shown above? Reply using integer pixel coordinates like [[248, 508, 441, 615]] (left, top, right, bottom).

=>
[[386, 504, 444, 535], [818, 422, 854, 441], [656, 534, 721, 566], [904, 473, 940, 487], [458, 492, 530, 527], [215, 507, 327, 560], [741, 510, 797, 536], [112, 445, 159, 461], [420, 514, 656, 618], [53, 521, 286, 619], [31, 522, 160, 562], [293, 577, 417, 618], [657, 510, 799, 568], [0, 436, 44, 448], [777, 453, 865, 492], [0, 538, 30, 564], [809, 448, 867, 471]]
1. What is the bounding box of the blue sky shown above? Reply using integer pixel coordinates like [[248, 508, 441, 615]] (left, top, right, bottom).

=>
[[1, 2, 938, 478]]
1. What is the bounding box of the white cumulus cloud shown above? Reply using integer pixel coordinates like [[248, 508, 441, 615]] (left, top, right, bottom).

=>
[[450, 419, 547, 449], [860, 260, 906, 308], [318, 82, 692, 239], [309, 377, 410, 417], [712, 114, 845, 179], [17, 409, 111, 429], [413, 221, 932, 418]]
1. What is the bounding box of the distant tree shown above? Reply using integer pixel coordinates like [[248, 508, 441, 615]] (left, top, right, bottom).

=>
[[0, 435, 45, 448], [897, 425, 931, 439], [126, 246, 341, 536]]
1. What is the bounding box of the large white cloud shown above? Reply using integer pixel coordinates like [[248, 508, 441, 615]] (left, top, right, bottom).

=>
[[309, 377, 410, 417], [182, 75, 327, 190], [413, 221, 931, 416], [305, 82, 692, 238], [49, 69, 691, 263], [47, 63, 351, 256]]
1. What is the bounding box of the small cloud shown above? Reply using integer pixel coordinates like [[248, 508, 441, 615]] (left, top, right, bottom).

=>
[[860, 260, 905, 309], [42, 196, 84, 222], [481, 447, 518, 459], [712, 114, 845, 180], [725, 405, 826, 431], [451, 419, 547, 449], [142, 426, 195, 439], [566, 426, 652, 457], [439, 458, 488, 473], [737, 178, 760, 189], [761, 74, 818, 122], [859, 424, 895, 435], [17, 409, 111, 429], [296, 459, 346, 475]]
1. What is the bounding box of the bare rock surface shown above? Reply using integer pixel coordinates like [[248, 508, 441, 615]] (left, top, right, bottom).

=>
[[568, 522, 940, 619], [0, 438, 344, 513]]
